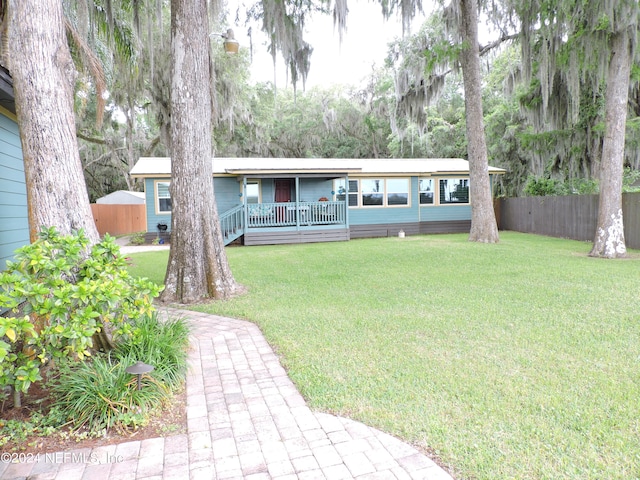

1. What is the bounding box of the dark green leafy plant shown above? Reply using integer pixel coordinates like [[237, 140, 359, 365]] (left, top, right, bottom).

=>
[[0, 316, 43, 408], [51, 313, 189, 433], [523, 176, 567, 196], [623, 167, 640, 192], [114, 312, 190, 390], [0, 227, 162, 407], [50, 353, 167, 433]]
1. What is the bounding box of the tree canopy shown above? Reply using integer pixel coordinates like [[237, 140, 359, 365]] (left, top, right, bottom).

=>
[[6, 0, 640, 257]]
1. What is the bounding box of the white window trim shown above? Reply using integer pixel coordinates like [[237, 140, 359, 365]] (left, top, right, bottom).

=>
[[154, 180, 172, 215], [419, 177, 471, 206], [359, 178, 411, 208], [418, 177, 435, 206], [385, 178, 411, 207], [438, 177, 470, 205], [333, 179, 359, 207]]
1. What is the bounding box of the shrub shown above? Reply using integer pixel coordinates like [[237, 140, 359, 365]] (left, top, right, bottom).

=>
[[128, 232, 146, 246], [113, 312, 190, 390], [0, 228, 162, 405], [50, 353, 167, 433], [51, 313, 189, 433], [623, 167, 640, 192], [0, 316, 43, 407], [523, 176, 568, 196]]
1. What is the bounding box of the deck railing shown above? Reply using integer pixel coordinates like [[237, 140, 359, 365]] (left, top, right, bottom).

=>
[[220, 204, 244, 245], [246, 201, 346, 228]]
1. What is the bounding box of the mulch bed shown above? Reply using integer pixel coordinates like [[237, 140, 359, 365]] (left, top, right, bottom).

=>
[[1, 381, 186, 455]]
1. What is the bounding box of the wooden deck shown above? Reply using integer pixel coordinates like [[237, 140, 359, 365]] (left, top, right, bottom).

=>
[[221, 200, 348, 246]]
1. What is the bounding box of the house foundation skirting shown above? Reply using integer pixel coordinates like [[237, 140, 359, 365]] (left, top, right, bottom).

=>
[[244, 228, 349, 246], [349, 220, 471, 239], [141, 220, 470, 246]]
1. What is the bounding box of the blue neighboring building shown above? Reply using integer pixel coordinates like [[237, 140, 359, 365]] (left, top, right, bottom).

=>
[[131, 157, 505, 246], [0, 66, 28, 270]]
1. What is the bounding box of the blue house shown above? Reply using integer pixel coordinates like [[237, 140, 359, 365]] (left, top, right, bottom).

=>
[[0, 67, 28, 269], [130, 157, 505, 246]]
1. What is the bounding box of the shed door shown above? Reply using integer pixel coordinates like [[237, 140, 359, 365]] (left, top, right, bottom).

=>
[[275, 179, 292, 202]]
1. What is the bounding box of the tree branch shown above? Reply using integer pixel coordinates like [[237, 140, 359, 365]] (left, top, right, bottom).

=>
[[77, 131, 107, 145], [82, 147, 127, 169], [479, 33, 519, 57]]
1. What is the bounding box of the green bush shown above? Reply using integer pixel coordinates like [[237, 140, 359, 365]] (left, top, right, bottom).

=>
[[50, 353, 167, 433], [50, 313, 189, 433], [623, 167, 640, 192], [524, 176, 568, 196], [113, 312, 190, 390], [0, 316, 43, 406], [128, 232, 146, 246], [524, 176, 600, 196], [0, 228, 162, 405]]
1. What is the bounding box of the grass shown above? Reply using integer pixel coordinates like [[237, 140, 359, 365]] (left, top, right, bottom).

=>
[[126, 232, 640, 480]]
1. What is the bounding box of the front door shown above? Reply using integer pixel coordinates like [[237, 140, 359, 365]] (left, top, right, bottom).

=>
[[275, 179, 292, 223], [275, 179, 292, 203]]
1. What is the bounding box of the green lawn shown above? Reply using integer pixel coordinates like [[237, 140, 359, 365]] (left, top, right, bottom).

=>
[[127, 232, 640, 480]]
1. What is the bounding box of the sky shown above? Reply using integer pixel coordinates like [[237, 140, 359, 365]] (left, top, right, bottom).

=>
[[228, 1, 425, 88]]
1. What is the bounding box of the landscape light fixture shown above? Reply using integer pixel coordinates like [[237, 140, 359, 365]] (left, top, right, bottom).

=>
[[211, 28, 239, 54], [125, 361, 154, 390]]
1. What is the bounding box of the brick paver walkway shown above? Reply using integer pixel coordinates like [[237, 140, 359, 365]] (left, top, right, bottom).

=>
[[0, 309, 453, 480]]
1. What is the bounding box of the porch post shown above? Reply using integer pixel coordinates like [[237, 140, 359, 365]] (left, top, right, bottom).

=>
[[295, 176, 300, 229], [242, 177, 247, 228], [344, 174, 349, 227]]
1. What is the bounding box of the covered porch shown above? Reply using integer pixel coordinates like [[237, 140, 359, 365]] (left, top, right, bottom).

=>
[[220, 172, 351, 246]]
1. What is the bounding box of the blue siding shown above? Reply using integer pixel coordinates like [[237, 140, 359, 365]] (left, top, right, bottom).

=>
[[299, 178, 334, 202], [144, 176, 243, 233], [261, 179, 275, 202], [144, 178, 169, 232], [0, 112, 28, 270], [348, 204, 418, 225], [214, 177, 242, 213], [420, 204, 472, 221]]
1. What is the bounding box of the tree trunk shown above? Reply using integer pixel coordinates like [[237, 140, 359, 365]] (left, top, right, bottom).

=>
[[160, 0, 243, 304], [12, 386, 21, 409], [458, 0, 499, 243], [589, 30, 631, 258], [6, 0, 99, 243]]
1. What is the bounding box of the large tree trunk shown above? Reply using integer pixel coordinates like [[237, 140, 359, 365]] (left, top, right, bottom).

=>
[[7, 0, 99, 243], [589, 30, 631, 258], [160, 0, 243, 304], [458, 0, 499, 243]]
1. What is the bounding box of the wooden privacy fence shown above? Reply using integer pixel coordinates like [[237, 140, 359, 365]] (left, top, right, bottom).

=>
[[497, 192, 640, 249], [90, 204, 147, 237]]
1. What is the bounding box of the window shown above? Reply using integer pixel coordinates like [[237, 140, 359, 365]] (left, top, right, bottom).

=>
[[362, 179, 383, 206], [419, 178, 434, 205], [246, 180, 261, 204], [334, 179, 359, 207], [336, 178, 410, 207], [440, 178, 469, 204], [156, 181, 171, 213], [348, 180, 359, 206], [386, 179, 409, 205]]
